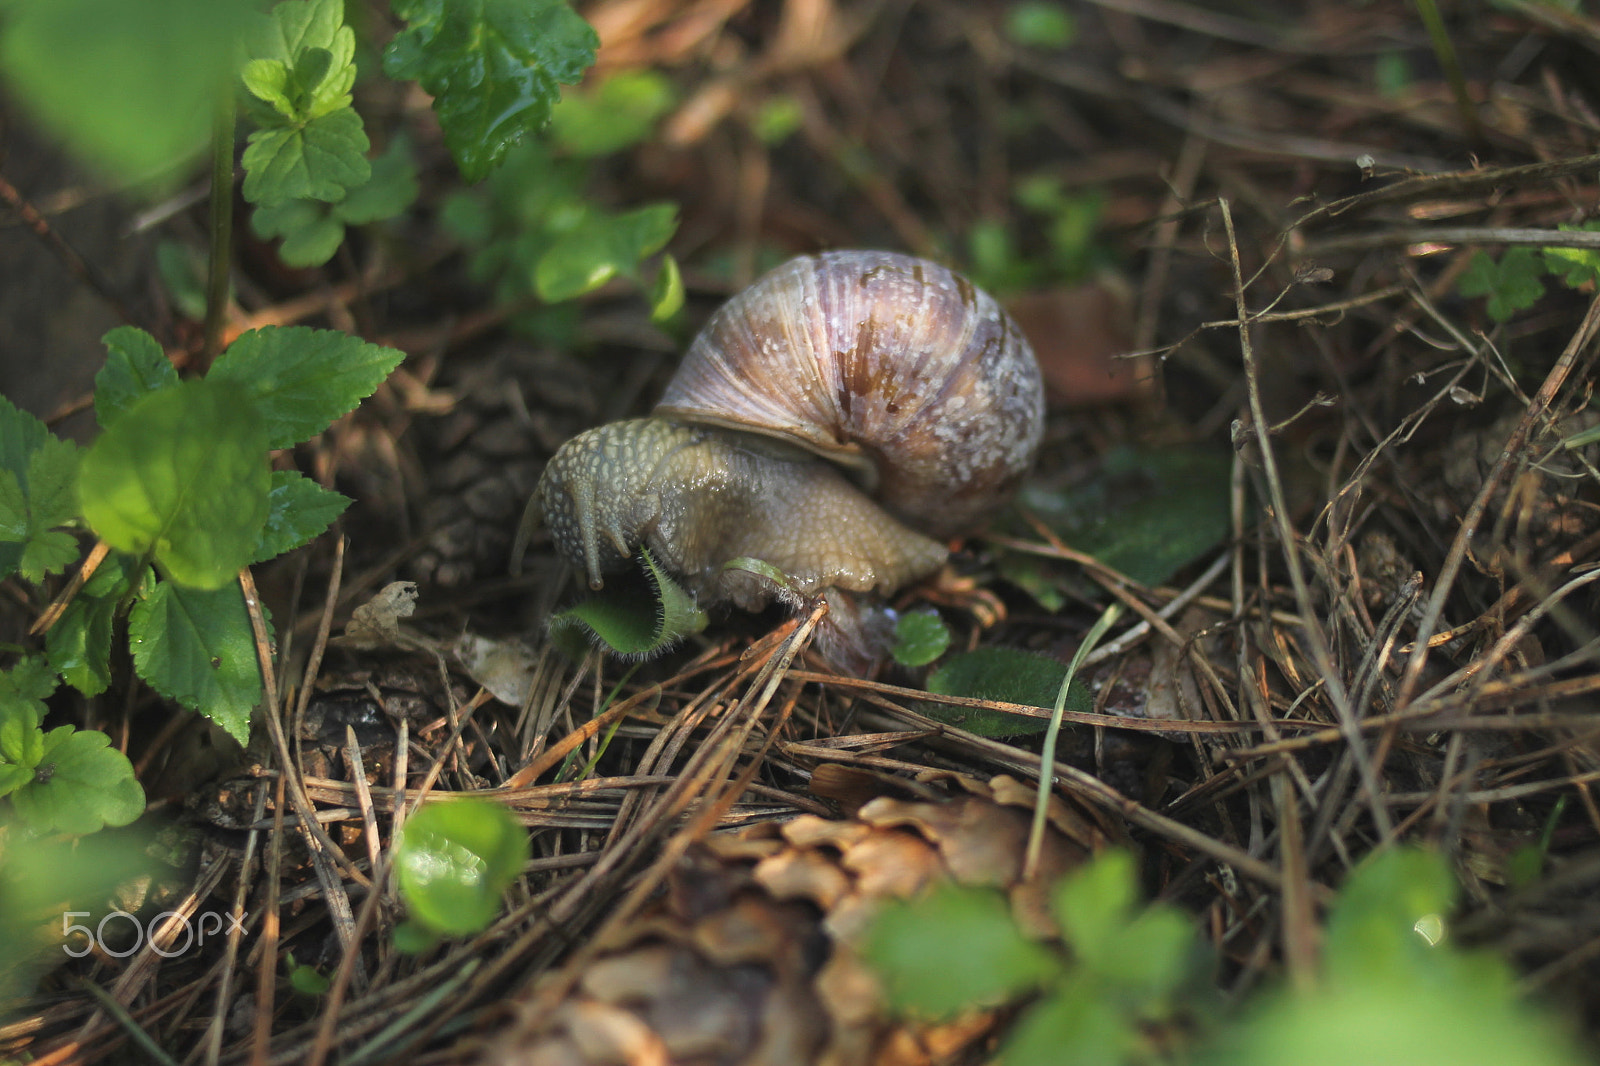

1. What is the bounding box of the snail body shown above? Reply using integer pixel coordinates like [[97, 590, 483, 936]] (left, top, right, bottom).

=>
[[531, 250, 1044, 652]]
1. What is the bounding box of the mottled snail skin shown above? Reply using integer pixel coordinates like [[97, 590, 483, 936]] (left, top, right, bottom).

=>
[[532, 250, 1044, 655], [535, 418, 948, 610]]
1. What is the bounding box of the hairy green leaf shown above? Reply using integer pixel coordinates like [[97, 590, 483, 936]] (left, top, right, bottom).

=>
[[130, 581, 262, 745], [923, 647, 1091, 737], [1021, 445, 1232, 586], [383, 0, 599, 181], [78, 379, 269, 589], [548, 550, 707, 659]]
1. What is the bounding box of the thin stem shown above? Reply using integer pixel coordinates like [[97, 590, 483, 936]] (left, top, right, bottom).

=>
[[202, 97, 237, 365], [1412, 0, 1487, 151]]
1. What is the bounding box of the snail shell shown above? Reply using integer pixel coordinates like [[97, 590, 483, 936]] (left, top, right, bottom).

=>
[[529, 250, 1043, 628], [657, 250, 1043, 537]]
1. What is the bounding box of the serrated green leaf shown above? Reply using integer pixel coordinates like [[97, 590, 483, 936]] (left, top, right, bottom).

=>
[[862, 883, 1059, 1017], [0, 0, 255, 182], [1020, 445, 1231, 586], [1458, 248, 1545, 323], [923, 647, 1090, 737], [246, 0, 357, 119], [1541, 223, 1600, 290], [251, 199, 347, 267], [47, 556, 138, 697], [535, 203, 678, 301], [0, 428, 80, 582], [394, 798, 530, 935], [129, 580, 262, 745], [0, 395, 52, 491], [334, 136, 421, 225], [78, 379, 269, 589], [382, 0, 599, 181], [242, 108, 372, 207], [8, 726, 145, 834], [891, 611, 951, 667], [209, 327, 405, 448], [96, 327, 178, 429], [2, 655, 61, 704], [241, 59, 296, 118], [254, 471, 350, 562], [549, 69, 675, 157], [0, 695, 45, 774]]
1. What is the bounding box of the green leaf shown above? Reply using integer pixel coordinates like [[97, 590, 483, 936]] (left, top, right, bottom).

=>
[[96, 328, 178, 429], [997, 553, 1068, 612], [1053, 849, 1140, 968], [0, 695, 46, 779], [861, 883, 1059, 1017], [0, 434, 82, 582], [548, 550, 707, 659], [394, 798, 530, 935], [382, 0, 599, 182], [549, 69, 675, 157], [250, 138, 421, 268], [1322, 847, 1459, 987], [1004, 1, 1077, 47], [923, 647, 1091, 737], [251, 199, 347, 267], [1001, 980, 1134, 1066], [254, 471, 350, 563], [1541, 222, 1600, 290], [535, 203, 678, 301], [891, 611, 951, 667], [129, 580, 263, 745], [1021, 445, 1231, 586], [242, 108, 372, 207], [333, 136, 421, 225], [208, 327, 405, 449], [8, 725, 145, 834], [1, 655, 61, 704], [1458, 248, 1545, 322], [47, 556, 140, 698], [156, 242, 211, 321], [649, 253, 685, 323], [242, 0, 359, 124], [77, 379, 269, 589], [0, 0, 255, 182]]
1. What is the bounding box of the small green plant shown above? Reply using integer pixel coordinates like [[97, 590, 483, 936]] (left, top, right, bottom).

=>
[[1, 325, 402, 753], [1458, 222, 1600, 323], [865, 849, 1209, 1064], [392, 797, 530, 946], [864, 847, 1587, 1066], [967, 179, 1108, 296]]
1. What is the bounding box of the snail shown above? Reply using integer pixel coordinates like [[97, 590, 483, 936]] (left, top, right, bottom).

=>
[[525, 250, 1045, 664]]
